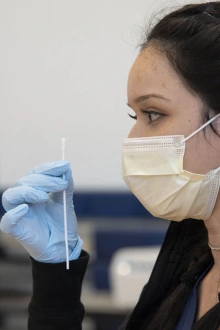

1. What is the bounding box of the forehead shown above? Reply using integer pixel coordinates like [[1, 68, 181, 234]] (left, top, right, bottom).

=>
[[127, 46, 188, 104]]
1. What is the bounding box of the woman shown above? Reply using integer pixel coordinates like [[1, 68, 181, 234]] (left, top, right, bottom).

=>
[[1, 1, 220, 329]]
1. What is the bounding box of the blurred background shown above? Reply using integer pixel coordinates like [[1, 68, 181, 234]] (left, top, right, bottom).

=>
[[0, 0, 199, 329]]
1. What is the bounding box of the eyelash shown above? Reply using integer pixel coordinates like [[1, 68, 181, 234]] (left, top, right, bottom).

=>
[[128, 109, 163, 123]]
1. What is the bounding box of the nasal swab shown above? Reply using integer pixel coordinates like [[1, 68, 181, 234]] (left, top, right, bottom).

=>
[[61, 138, 69, 270]]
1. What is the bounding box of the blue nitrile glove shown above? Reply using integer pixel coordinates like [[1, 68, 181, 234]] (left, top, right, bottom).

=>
[[0, 160, 83, 263]]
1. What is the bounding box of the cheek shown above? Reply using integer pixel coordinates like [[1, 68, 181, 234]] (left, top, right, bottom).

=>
[[183, 144, 204, 173], [183, 132, 220, 174]]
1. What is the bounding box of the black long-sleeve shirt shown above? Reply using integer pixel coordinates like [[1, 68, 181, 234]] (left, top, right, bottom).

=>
[[28, 250, 89, 330]]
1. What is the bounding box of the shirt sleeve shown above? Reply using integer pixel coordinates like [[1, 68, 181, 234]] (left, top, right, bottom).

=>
[[28, 250, 90, 330]]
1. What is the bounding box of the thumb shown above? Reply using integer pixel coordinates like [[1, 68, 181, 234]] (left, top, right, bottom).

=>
[[0, 204, 29, 236]]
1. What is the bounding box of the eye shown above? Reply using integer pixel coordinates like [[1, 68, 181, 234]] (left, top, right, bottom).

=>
[[140, 109, 162, 123], [127, 108, 165, 123], [147, 111, 160, 122]]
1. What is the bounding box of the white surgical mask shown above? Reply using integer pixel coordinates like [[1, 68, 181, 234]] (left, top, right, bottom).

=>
[[122, 114, 220, 221]]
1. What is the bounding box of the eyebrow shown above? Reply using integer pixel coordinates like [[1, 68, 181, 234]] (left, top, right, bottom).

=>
[[127, 93, 171, 107]]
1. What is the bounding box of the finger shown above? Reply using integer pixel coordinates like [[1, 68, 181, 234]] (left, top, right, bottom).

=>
[[15, 174, 68, 192], [0, 204, 29, 235], [63, 167, 74, 192], [2, 186, 49, 212], [29, 160, 70, 176], [50, 168, 74, 204]]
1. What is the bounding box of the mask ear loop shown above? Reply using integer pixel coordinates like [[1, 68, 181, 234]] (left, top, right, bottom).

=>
[[176, 113, 220, 147]]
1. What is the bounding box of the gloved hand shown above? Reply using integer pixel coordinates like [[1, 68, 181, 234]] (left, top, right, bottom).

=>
[[0, 160, 82, 263]]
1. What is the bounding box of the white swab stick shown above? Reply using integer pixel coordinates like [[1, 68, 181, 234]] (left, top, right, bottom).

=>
[[62, 138, 69, 270]]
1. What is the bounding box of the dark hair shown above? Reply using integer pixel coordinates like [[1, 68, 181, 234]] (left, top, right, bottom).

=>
[[141, 1, 220, 138], [135, 2, 220, 329]]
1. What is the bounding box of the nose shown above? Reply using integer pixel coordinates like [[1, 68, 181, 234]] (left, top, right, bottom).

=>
[[127, 122, 144, 138], [127, 125, 136, 138]]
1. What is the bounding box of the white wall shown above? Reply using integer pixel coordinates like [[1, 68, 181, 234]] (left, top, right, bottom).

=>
[[0, 0, 194, 190]]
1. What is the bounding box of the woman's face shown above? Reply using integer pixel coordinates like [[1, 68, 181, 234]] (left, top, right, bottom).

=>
[[127, 45, 220, 175]]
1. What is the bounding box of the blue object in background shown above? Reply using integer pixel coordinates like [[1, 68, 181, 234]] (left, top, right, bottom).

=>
[[73, 192, 150, 218], [92, 229, 166, 290], [90, 260, 110, 290], [0, 190, 149, 219], [95, 229, 165, 259]]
